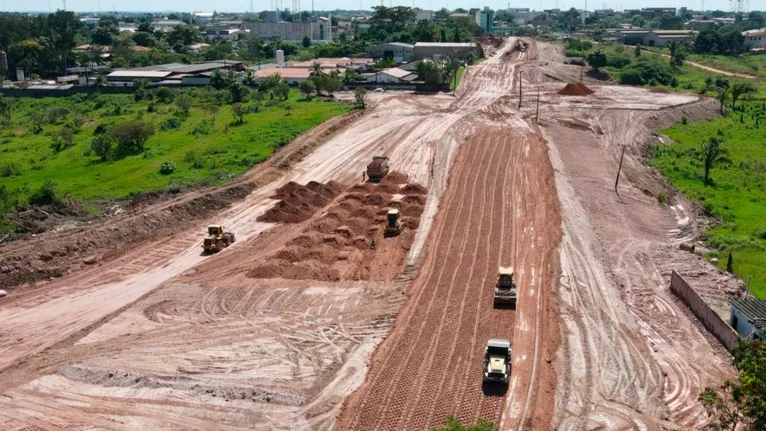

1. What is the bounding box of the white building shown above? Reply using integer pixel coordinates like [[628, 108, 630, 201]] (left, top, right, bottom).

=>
[[194, 12, 214, 24], [743, 29, 766, 50], [365, 67, 417, 83], [80, 17, 100, 26], [205, 29, 242, 41], [152, 19, 185, 32]]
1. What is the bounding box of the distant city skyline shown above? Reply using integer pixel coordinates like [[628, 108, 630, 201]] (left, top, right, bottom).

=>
[[1, 0, 744, 15]]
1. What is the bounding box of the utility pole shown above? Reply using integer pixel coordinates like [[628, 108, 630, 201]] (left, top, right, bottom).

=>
[[535, 86, 540, 123], [517, 68, 522, 109], [614, 145, 627, 197]]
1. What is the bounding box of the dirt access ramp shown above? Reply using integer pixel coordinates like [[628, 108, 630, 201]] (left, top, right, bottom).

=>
[[529, 45, 740, 427]]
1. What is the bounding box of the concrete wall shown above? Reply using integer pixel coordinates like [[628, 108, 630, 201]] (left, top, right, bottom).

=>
[[670, 271, 739, 350], [730, 308, 766, 340]]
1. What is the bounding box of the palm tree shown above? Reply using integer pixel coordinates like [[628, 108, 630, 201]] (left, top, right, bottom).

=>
[[717, 87, 729, 115], [309, 62, 325, 78], [731, 81, 756, 110], [701, 137, 726, 184]]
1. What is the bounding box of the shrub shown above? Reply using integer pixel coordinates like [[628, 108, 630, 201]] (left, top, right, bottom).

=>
[[159, 118, 182, 131], [681, 115, 688, 125], [91, 134, 113, 161], [50, 127, 75, 153], [754, 226, 766, 240], [155, 87, 175, 104], [184, 151, 205, 169], [46, 106, 71, 124], [190, 119, 213, 136], [657, 190, 667, 205], [28, 180, 62, 206], [0, 162, 22, 177], [93, 122, 111, 135], [175, 94, 193, 116], [109, 119, 155, 155], [620, 70, 644, 86], [607, 54, 631, 69], [159, 161, 176, 175]]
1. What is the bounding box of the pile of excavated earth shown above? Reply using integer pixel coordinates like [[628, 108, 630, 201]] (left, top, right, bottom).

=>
[[249, 174, 426, 282], [558, 82, 595, 96]]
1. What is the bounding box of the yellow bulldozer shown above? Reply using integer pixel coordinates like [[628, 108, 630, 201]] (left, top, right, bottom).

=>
[[384, 209, 404, 237], [202, 225, 236, 253]]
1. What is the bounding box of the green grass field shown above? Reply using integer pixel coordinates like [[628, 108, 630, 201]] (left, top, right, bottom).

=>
[[652, 112, 766, 299], [0, 90, 350, 207], [644, 46, 766, 79]]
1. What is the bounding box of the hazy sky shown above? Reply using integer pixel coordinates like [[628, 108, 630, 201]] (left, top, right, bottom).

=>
[[2, 0, 737, 14]]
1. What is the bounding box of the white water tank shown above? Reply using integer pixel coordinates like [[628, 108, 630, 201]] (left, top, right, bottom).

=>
[[16, 68, 24, 82], [276, 49, 285, 67]]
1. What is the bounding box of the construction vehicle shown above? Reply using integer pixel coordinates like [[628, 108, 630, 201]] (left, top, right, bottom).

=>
[[483, 338, 512, 384], [384, 209, 404, 237], [366, 156, 390, 182], [494, 266, 517, 307], [202, 225, 236, 253]]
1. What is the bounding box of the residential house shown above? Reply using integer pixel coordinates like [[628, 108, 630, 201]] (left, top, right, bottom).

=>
[[730, 299, 766, 341], [365, 67, 417, 84], [744, 28, 766, 50]]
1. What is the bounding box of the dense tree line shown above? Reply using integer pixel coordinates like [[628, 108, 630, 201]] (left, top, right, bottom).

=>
[[0, 11, 83, 76]]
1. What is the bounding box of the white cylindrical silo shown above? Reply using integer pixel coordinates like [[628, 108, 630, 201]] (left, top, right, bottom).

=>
[[276, 49, 285, 67]]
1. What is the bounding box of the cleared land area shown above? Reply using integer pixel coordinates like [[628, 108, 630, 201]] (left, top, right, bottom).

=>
[[0, 37, 748, 431]]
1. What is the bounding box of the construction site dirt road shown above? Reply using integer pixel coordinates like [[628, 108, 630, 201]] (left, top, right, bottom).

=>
[[0, 38, 738, 431]]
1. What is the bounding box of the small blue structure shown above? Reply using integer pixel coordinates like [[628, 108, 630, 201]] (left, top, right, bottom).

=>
[[730, 299, 766, 341]]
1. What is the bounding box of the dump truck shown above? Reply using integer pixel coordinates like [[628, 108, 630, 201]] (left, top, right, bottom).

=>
[[494, 266, 517, 306], [384, 209, 404, 237], [202, 225, 236, 253], [484, 338, 512, 384], [366, 156, 390, 182]]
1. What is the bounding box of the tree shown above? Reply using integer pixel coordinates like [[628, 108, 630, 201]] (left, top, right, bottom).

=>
[[90, 134, 113, 160], [203, 102, 220, 120], [167, 24, 200, 50], [322, 72, 341, 96], [667, 41, 686, 67], [132, 31, 157, 47], [586, 49, 608, 71], [231, 102, 248, 124], [700, 341, 766, 430], [299, 80, 315, 98], [634, 43, 641, 57], [50, 126, 75, 153], [726, 251, 733, 273], [210, 68, 235, 90], [30, 111, 46, 134], [108, 119, 155, 155], [273, 81, 290, 100], [731, 81, 756, 110], [701, 137, 725, 184], [717, 87, 729, 115], [417, 60, 442, 86], [229, 82, 250, 103], [175, 94, 193, 116], [91, 19, 119, 45], [302, 36, 311, 48], [354, 87, 367, 108]]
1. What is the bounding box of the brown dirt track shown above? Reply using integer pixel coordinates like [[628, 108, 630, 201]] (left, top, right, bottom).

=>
[[337, 130, 560, 430]]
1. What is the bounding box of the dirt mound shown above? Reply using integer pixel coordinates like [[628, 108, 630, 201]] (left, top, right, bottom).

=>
[[246, 259, 291, 278], [401, 184, 427, 195], [289, 232, 323, 247], [402, 195, 426, 206], [249, 181, 428, 282], [258, 180, 343, 224], [558, 83, 594, 96], [380, 172, 409, 186], [284, 260, 341, 282]]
